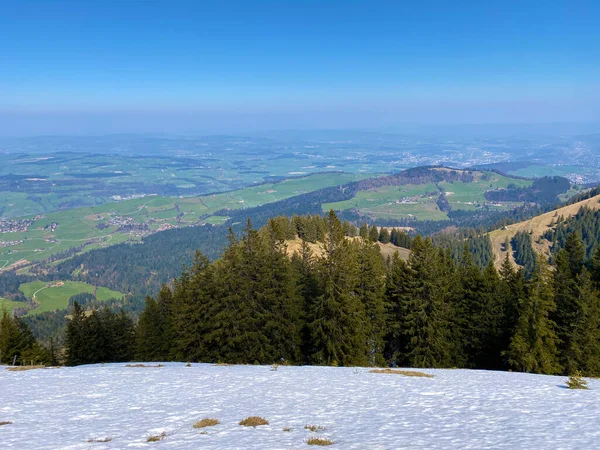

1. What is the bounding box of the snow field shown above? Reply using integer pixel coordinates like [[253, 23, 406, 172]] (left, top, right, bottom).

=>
[[1, 363, 599, 449]]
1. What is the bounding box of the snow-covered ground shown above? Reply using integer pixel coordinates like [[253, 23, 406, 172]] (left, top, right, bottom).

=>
[[1, 363, 599, 449]]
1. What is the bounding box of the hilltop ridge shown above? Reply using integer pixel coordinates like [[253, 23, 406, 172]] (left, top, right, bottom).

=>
[[489, 192, 600, 268]]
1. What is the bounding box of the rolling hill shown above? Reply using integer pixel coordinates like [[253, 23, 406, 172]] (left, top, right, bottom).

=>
[[489, 192, 600, 268]]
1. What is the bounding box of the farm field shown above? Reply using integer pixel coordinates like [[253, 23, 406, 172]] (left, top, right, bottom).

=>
[[323, 170, 533, 221], [0, 173, 367, 270], [0, 297, 22, 313], [18, 281, 123, 315], [0, 363, 598, 449]]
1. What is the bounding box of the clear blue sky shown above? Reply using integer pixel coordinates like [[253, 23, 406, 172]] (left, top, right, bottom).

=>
[[0, 0, 598, 134]]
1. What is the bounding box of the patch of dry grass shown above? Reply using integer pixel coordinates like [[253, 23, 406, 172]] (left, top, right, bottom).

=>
[[213, 362, 233, 366], [146, 431, 167, 442], [193, 418, 220, 429], [369, 368, 434, 378], [306, 437, 335, 446], [304, 424, 326, 432], [239, 416, 269, 427], [125, 364, 164, 368], [7, 365, 46, 372], [0, 421, 13, 426], [282, 426, 292, 432]]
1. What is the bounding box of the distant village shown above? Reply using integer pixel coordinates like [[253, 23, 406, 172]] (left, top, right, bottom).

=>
[[0, 218, 35, 233]]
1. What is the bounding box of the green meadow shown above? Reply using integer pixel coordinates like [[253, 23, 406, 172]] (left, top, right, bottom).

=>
[[18, 281, 124, 315]]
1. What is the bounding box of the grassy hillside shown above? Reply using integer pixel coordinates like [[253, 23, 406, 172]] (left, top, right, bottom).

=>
[[323, 169, 532, 221], [18, 280, 123, 315], [0, 173, 367, 271], [284, 237, 410, 261], [0, 297, 23, 313], [489, 193, 600, 268]]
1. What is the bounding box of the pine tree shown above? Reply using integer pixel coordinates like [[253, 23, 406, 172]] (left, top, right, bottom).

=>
[[170, 251, 214, 362], [378, 228, 391, 244], [65, 302, 87, 366], [113, 309, 135, 362], [310, 211, 367, 366], [368, 225, 380, 243], [359, 223, 369, 240], [135, 297, 164, 361], [565, 269, 600, 376], [454, 244, 485, 367], [388, 236, 455, 368], [507, 258, 561, 374], [0, 310, 39, 365], [591, 246, 600, 288], [292, 238, 319, 363], [356, 239, 387, 365]]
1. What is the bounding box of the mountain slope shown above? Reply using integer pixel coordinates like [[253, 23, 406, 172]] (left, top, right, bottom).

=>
[[489, 193, 600, 267]]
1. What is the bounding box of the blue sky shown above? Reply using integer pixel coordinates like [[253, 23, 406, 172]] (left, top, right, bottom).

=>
[[0, 0, 599, 134]]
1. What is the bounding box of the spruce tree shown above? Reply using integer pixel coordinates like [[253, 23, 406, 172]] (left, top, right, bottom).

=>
[[65, 302, 87, 366], [356, 239, 387, 365], [359, 223, 369, 240], [507, 258, 561, 374], [135, 297, 164, 361], [388, 236, 455, 368], [310, 210, 367, 366], [368, 225, 380, 243], [565, 269, 600, 376]]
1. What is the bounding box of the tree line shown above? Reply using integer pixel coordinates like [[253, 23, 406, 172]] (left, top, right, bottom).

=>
[[58, 211, 600, 375]]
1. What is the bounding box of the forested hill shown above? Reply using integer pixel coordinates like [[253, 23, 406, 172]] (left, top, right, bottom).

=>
[[64, 211, 600, 378], [489, 191, 600, 271]]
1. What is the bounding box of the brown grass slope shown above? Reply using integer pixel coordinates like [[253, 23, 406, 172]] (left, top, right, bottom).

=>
[[285, 237, 410, 261], [489, 193, 600, 269]]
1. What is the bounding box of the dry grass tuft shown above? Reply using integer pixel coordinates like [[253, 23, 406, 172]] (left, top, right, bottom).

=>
[[193, 418, 220, 429], [87, 436, 113, 443], [214, 362, 233, 366], [126, 364, 164, 368], [239, 416, 269, 427], [304, 424, 325, 432], [146, 431, 167, 442], [369, 368, 434, 378], [7, 365, 46, 372], [306, 437, 335, 446], [0, 421, 13, 426], [282, 426, 292, 432]]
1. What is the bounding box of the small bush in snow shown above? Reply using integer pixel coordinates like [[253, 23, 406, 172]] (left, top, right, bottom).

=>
[[566, 372, 588, 390], [239, 416, 269, 427]]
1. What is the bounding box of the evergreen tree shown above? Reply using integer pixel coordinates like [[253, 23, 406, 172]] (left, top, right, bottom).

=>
[[65, 302, 87, 366], [359, 223, 369, 240], [378, 228, 391, 244], [590, 246, 600, 288], [368, 225, 379, 243], [507, 258, 561, 374], [564, 269, 600, 376], [388, 236, 455, 368], [135, 297, 164, 361], [356, 239, 387, 365], [292, 238, 319, 363], [310, 211, 367, 366]]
